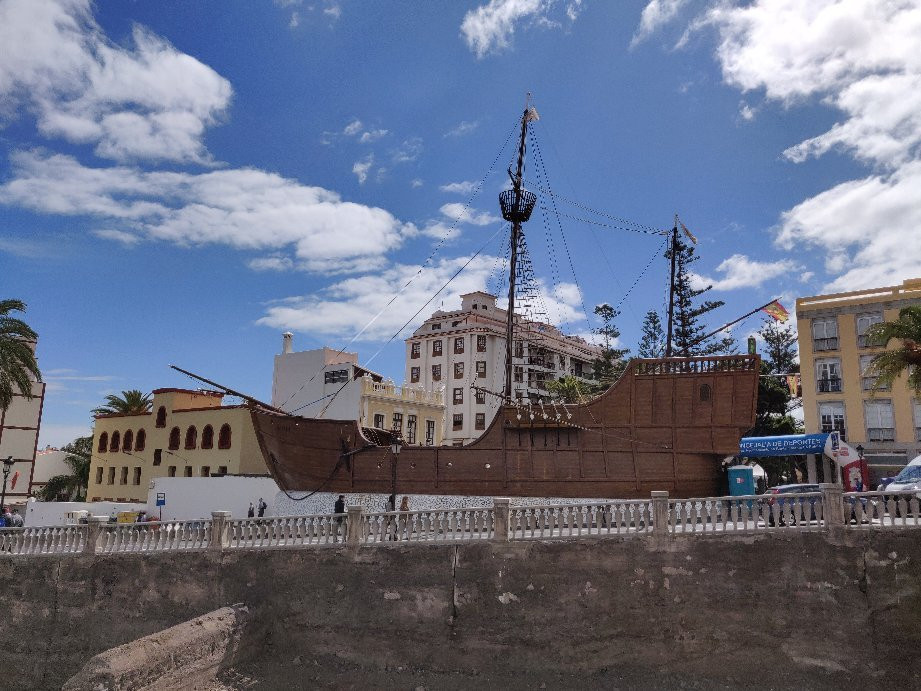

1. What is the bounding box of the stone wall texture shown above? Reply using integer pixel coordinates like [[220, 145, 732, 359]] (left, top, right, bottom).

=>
[[2, 530, 920, 689]]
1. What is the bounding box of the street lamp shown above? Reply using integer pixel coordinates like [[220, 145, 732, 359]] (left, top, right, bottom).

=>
[[1, 456, 14, 518], [855, 444, 867, 491], [389, 437, 402, 509]]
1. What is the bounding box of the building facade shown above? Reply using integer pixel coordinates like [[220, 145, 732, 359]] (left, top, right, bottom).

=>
[[272, 336, 445, 446], [797, 278, 921, 478], [405, 291, 603, 445], [0, 339, 44, 506], [87, 388, 267, 503]]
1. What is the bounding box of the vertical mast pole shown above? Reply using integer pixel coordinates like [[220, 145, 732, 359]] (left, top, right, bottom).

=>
[[665, 214, 678, 358], [504, 104, 531, 400]]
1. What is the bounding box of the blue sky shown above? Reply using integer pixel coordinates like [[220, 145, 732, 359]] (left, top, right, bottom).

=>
[[2, 0, 919, 447]]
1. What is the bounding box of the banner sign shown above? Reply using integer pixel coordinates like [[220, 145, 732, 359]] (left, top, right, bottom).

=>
[[739, 433, 828, 457]]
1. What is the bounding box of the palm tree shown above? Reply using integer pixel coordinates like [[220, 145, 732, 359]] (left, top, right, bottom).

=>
[[38, 436, 92, 501], [865, 305, 921, 393], [0, 299, 41, 411], [546, 375, 592, 404], [92, 389, 152, 416]]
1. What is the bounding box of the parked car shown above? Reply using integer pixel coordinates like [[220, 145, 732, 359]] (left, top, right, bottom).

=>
[[882, 455, 921, 516], [762, 484, 822, 525]]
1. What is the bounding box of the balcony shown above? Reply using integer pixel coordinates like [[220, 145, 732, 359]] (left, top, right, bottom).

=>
[[813, 337, 838, 352], [866, 427, 895, 442], [817, 378, 842, 393], [361, 377, 444, 406]]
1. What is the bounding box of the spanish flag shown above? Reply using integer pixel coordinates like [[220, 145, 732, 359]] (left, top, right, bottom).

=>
[[786, 374, 801, 397], [761, 299, 789, 322]]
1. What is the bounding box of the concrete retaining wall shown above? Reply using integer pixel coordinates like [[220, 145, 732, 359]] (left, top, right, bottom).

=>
[[3, 531, 920, 689]]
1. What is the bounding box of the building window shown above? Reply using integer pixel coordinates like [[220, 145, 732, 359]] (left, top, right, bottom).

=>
[[110, 431, 120, 452], [453, 388, 464, 404], [392, 412, 403, 434], [135, 429, 146, 451], [374, 413, 385, 428], [432, 323, 441, 330], [819, 402, 846, 441], [453, 414, 463, 430], [410, 342, 420, 359], [476, 361, 486, 379], [454, 362, 464, 379], [324, 369, 349, 384], [864, 400, 895, 442], [812, 317, 839, 351], [475, 413, 486, 430], [122, 430, 133, 453], [856, 313, 883, 348], [514, 341, 524, 358], [218, 424, 232, 449], [201, 425, 214, 449], [514, 366, 523, 383], [515, 390, 524, 401], [816, 358, 842, 393], [407, 415, 417, 444], [218, 465, 228, 475], [167, 466, 176, 478], [454, 337, 464, 354], [859, 355, 887, 391], [107, 467, 115, 484], [120, 467, 128, 485], [426, 419, 435, 445], [699, 384, 711, 402], [168, 427, 180, 450], [914, 399, 921, 442], [477, 335, 487, 352], [432, 340, 443, 356], [155, 406, 167, 428], [184, 426, 198, 450], [475, 389, 486, 404], [201, 466, 211, 477], [153, 449, 162, 466], [132, 467, 141, 485], [184, 466, 193, 477], [432, 364, 442, 381], [95, 467, 103, 484], [98, 432, 108, 453], [410, 366, 420, 383]]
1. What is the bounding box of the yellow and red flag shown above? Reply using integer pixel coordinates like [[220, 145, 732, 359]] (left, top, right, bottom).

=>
[[761, 299, 789, 322]]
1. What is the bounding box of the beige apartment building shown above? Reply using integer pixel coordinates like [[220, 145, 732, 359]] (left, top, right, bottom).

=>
[[87, 388, 267, 502], [405, 291, 602, 445], [797, 278, 921, 477]]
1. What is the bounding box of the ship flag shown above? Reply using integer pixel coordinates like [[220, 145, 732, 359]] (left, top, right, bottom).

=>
[[761, 299, 789, 322], [679, 220, 697, 244]]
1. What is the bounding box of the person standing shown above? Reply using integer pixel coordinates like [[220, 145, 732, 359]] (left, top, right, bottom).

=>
[[257, 498, 267, 517], [247, 502, 255, 518], [11, 510, 23, 527], [334, 495, 345, 515]]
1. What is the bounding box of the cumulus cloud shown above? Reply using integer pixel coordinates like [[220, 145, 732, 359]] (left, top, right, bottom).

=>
[[343, 119, 363, 136], [440, 180, 479, 195], [0, 150, 409, 274], [440, 202, 500, 226], [360, 128, 388, 143], [689, 254, 799, 291], [444, 120, 479, 137], [391, 137, 423, 164], [631, 0, 689, 47], [0, 0, 232, 164], [352, 154, 373, 184], [460, 0, 582, 58]]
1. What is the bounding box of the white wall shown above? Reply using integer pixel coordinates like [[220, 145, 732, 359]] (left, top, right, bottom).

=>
[[145, 476, 281, 521], [272, 347, 362, 420], [24, 500, 146, 526]]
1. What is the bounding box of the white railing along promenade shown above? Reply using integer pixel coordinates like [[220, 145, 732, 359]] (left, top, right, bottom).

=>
[[1, 485, 919, 557]]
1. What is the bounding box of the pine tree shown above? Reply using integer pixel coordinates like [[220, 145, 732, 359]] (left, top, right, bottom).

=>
[[637, 310, 665, 358], [591, 303, 629, 388], [667, 235, 735, 355]]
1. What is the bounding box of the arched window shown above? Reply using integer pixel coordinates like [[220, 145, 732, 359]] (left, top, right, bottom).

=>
[[699, 384, 712, 402], [218, 424, 232, 450], [155, 406, 167, 428], [110, 431, 120, 452], [122, 430, 133, 453], [135, 429, 146, 451], [98, 432, 108, 453], [168, 427, 180, 450], [184, 425, 198, 450], [201, 425, 214, 449]]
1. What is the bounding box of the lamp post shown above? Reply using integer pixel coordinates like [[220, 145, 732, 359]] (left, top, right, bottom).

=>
[[855, 444, 867, 491], [1, 455, 14, 518], [389, 437, 402, 510]]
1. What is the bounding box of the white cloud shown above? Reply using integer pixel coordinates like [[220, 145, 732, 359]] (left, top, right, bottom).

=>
[[440, 202, 500, 226], [324, 3, 342, 20], [631, 0, 689, 47], [391, 137, 423, 164], [440, 180, 479, 195], [289, 11, 300, 29], [410, 178, 424, 189], [343, 119, 363, 136], [352, 154, 373, 184], [248, 255, 294, 272], [689, 253, 799, 291], [460, 0, 583, 58], [0, 150, 409, 274], [359, 128, 388, 143], [93, 228, 141, 246], [444, 120, 479, 137], [0, 0, 232, 164]]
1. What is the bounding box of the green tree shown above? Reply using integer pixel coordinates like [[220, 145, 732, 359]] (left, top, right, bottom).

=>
[[666, 236, 735, 355], [637, 310, 665, 358], [0, 299, 41, 411], [38, 436, 92, 501], [591, 303, 629, 389], [864, 305, 921, 393], [92, 389, 152, 416], [547, 375, 591, 404]]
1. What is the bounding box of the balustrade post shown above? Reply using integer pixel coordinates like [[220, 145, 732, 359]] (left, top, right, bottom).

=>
[[210, 511, 231, 551], [492, 497, 510, 542], [83, 516, 108, 555], [651, 491, 670, 536], [820, 483, 845, 533], [345, 506, 363, 547]]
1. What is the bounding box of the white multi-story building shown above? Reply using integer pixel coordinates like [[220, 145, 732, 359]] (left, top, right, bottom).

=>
[[405, 291, 602, 445]]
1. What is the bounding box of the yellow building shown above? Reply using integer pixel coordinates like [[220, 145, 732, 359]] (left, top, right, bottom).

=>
[[797, 278, 921, 479], [87, 388, 267, 502], [359, 377, 445, 446]]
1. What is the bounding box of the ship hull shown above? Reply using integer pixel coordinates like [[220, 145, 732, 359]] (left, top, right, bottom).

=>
[[252, 355, 760, 499]]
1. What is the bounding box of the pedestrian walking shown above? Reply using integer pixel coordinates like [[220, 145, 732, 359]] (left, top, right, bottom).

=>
[[257, 498, 267, 517], [247, 502, 255, 518], [334, 494, 345, 515], [11, 510, 23, 528]]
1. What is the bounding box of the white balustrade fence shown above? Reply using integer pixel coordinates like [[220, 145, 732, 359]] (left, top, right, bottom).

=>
[[2, 486, 919, 557]]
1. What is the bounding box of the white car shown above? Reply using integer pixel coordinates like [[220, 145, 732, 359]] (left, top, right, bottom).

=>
[[885, 454, 921, 498]]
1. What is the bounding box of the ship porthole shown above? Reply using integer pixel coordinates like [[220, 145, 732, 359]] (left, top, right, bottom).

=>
[[447, 462, 453, 468], [485, 463, 491, 469]]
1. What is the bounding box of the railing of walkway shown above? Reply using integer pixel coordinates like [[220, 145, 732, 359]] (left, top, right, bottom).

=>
[[1, 486, 918, 557]]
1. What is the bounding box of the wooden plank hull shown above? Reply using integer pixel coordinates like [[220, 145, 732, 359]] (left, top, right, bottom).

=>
[[252, 355, 760, 499]]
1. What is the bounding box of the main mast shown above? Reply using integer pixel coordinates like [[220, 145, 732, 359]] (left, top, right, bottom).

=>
[[499, 100, 539, 400]]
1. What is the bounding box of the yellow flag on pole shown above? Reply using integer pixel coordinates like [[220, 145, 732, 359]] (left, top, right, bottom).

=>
[[762, 299, 789, 322]]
